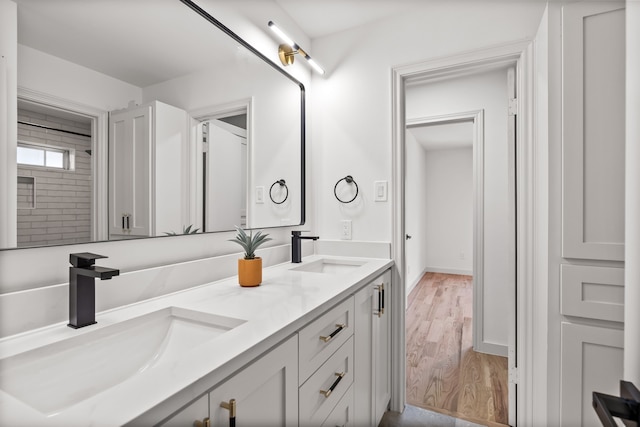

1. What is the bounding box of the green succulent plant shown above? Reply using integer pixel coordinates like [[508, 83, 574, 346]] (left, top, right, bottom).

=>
[[164, 224, 200, 236], [229, 226, 272, 259]]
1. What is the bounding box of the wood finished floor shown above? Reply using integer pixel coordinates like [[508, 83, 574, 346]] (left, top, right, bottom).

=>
[[406, 272, 509, 427]]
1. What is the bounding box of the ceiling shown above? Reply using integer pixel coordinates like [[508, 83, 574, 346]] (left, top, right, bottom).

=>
[[275, 0, 420, 39], [15, 0, 246, 88], [407, 121, 473, 151]]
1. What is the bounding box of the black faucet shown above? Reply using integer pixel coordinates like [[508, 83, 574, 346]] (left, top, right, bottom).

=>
[[68, 252, 119, 329], [291, 231, 319, 263]]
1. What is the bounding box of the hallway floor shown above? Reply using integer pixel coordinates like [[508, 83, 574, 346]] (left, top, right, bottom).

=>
[[405, 272, 509, 427]]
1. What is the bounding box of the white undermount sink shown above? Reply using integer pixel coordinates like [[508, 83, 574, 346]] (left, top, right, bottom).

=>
[[0, 307, 245, 414], [291, 258, 366, 274]]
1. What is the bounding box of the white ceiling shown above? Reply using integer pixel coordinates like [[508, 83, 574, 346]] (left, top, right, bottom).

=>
[[15, 0, 246, 87], [275, 0, 420, 39], [407, 121, 473, 151]]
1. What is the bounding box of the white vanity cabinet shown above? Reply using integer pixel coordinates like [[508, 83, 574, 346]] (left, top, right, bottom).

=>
[[354, 270, 391, 426], [109, 100, 189, 239], [298, 297, 355, 426], [208, 335, 299, 427], [158, 267, 393, 427], [160, 335, 299, 427]]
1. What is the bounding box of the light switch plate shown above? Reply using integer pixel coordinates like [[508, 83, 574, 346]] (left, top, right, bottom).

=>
[[256, 186, 265, 204], [374, 181, 388, 202], [341, 220, 352, 240]]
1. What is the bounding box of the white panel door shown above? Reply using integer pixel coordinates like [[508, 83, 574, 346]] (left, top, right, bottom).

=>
[[562, 1, 626, 261], [205, 119, 246, 232]]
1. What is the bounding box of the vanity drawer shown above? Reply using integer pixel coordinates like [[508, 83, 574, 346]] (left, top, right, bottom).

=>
[[299, 336, 354, 427], [320, 383, 354, 427], [299, 297, 354, 383]]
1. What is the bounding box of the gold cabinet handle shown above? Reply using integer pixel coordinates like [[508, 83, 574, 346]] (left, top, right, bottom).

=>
[[319, 323, 346, 343], [375, 283, 385, 317], [193, 418, 210, 427], [319, 372, 345, 398], [220, 398, 236, 427]]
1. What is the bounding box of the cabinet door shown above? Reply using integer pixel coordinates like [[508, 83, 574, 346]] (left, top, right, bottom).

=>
[[560, 323, 624, 427], [372, 272, 391, 425], [109, 105, 152, 238], [353, 283, 374, 426], [159, 395, 208, 427], [353, 270, 391, 426], [209, 335, 298, 427], [561, 1, 625, 261]]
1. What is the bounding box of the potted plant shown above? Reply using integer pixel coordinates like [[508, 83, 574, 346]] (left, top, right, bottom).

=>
[[229, 226, 272, 287]]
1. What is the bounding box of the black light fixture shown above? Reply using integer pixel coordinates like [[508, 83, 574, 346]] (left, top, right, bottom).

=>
[[268, 21, 325, 75]]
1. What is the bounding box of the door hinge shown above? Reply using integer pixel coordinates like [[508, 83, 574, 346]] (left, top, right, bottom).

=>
[[508, 98, 518, 116], [509, 366, 519, 384]]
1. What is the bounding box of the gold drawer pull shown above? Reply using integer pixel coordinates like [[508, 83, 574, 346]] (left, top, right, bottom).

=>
[[319, 372, 345, 398], [319, 323, 346, 343]]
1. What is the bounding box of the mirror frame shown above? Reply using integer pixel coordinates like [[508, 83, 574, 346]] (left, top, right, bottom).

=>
[[180, 0, 306, 229], [4, 0, 306, 251]]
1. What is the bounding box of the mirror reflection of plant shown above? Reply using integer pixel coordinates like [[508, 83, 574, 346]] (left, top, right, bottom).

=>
[[163, 225, 200, 236], [229, 226, 272, 260]]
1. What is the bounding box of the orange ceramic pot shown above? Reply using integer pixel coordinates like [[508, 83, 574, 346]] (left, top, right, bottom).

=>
[[238, 257, 262, 287]]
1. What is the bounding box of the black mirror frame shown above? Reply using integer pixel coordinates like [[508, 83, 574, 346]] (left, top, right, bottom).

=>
[[179, 0, 306, 227]]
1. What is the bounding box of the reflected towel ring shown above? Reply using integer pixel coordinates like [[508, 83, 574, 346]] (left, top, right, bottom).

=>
[[334, 175, 359, 204], [269, 179, 288, 204]]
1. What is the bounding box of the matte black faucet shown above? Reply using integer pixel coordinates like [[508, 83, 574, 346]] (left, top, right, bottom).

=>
[[291, 231, 319, 263], [68, 252, 119, 329]]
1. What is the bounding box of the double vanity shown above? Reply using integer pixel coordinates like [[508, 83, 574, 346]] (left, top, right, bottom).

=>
[[0, 254, 393, 426]]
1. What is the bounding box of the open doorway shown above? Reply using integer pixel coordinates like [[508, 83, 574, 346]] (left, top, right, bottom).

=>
[[402, 66, 515, 426], [14, 98, 105, 246]]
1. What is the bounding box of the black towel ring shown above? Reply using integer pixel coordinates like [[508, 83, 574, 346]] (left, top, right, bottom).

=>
[[269, 179, 288, 204], [334, 175, 359, 204]]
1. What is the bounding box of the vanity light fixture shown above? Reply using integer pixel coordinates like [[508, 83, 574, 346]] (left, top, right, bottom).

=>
[[268, 21, 325, 75]]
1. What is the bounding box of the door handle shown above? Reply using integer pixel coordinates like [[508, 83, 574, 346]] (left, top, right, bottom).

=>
[[406, 234, 412, 240], [375, 283, 385, 317]]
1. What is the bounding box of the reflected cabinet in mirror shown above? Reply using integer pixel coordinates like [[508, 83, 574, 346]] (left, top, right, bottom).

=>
[[8, 0, 304, 249]]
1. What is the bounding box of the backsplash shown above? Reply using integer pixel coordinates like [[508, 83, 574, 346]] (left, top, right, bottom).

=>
[[0, 242, 311, 338]]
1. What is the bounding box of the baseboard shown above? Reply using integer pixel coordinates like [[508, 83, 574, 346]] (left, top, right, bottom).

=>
[[406, 268, 427, 297], [474, 341, 508, 357], [425, 266, 473, 276]]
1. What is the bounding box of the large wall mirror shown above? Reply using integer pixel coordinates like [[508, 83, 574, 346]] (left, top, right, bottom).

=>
[[6, 0, 305, 249]]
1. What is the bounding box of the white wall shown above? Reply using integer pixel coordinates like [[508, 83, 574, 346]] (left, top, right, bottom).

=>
[[18, 45, 142, 111], [0, 0, 17, 248], [405, 140, 473, 293], [310, 1, 546, 242], [424, 148, 473, 274], [405, 68, 511, 350], [625, 0, 640, 387], [404, 131, 429, 290]]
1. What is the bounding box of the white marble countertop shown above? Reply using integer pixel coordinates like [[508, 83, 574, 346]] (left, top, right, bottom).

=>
[[0, 255, 393, 427]]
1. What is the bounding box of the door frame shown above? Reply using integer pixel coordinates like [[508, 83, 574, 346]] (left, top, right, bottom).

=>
[[17, 87, 109, 242], [406, 109, 492, 355], [391, 40, 545, 426], [190, 98, 252, 232]]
